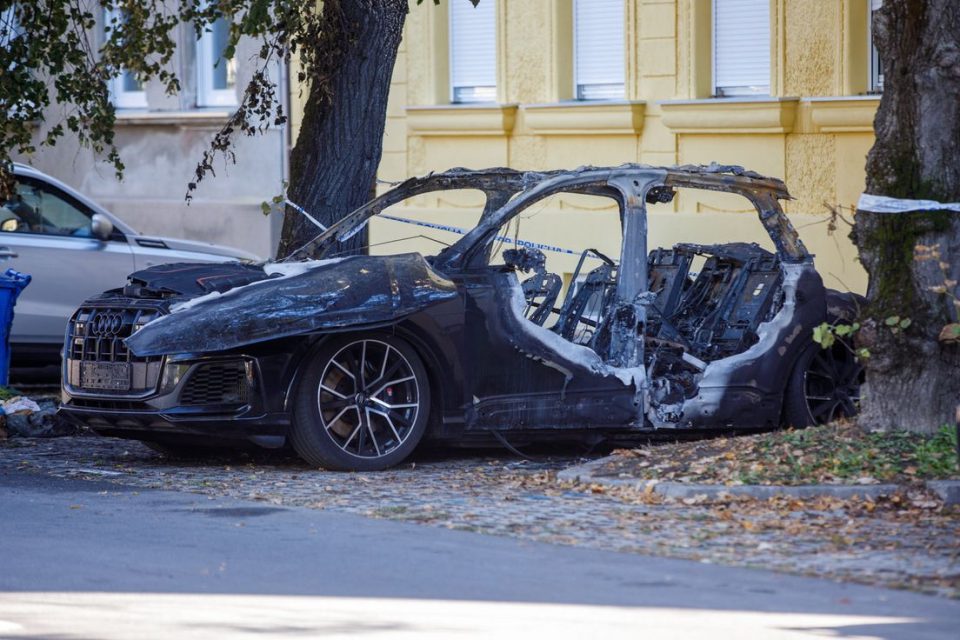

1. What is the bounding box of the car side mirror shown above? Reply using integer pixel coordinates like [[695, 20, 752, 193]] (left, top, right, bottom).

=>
[[91, 213, 114, 241]]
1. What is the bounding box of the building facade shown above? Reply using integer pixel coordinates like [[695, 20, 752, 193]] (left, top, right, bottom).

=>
[[363, 0, 882, 293], [14, 10, 287, 260]]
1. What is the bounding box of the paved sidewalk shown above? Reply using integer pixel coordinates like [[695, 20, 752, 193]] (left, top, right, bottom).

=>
[[2, 435, 959, 597]]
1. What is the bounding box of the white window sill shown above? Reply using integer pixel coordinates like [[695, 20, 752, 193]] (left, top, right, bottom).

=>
[[114, 110, 234, 127]]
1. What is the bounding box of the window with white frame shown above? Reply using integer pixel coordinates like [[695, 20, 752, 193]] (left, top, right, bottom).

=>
[[713, 0, 770, 97], [104, 9, 147, 109], [449, 0, 496, 103], [869, 0, 884, 93], [574, 0, 625, 100], [197, 15, 237, 107]]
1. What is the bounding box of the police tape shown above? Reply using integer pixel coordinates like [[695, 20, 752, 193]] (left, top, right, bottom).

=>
[[857, 193, 960, 213], [379, 214, 581, 256]]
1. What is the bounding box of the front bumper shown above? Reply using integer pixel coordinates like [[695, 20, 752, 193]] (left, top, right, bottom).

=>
[[60, 355, 290, 444]]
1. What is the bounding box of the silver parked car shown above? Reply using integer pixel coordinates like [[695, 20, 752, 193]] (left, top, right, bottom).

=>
[[1, 164, 260, 370]]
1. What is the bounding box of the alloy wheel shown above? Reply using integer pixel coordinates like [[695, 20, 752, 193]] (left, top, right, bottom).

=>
[[316, 339, 421, 459]]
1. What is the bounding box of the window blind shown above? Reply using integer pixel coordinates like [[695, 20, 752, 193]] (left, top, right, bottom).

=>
[[450, 0, 497, 103], [574, 0, 625, 100], [713, 0, 770, 96]]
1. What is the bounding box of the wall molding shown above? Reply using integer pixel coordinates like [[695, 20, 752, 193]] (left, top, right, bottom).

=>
[[406, 104, 518, 136], [660, 97, 798, 134], [522, 101, 646, 135], [804, 96, 879, 133]]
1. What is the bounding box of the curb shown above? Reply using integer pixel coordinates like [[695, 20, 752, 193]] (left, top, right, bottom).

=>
[[558, 458, 960, 504], [927, 480, 960, 505]]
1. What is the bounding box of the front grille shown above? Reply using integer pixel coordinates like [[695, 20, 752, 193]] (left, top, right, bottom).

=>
[[180, 362, 249, 406], [68, 307, 163, 363], [65, 305, 164, 394]]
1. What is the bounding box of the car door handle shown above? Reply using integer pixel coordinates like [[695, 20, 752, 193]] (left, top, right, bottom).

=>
[[0, 248, 18, 259]]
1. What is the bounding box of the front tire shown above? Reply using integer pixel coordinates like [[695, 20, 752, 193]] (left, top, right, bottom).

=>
[[290, 334, 431, 471]]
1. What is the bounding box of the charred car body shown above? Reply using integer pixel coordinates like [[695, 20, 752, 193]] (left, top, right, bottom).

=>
[[59, 165, 863, 470]]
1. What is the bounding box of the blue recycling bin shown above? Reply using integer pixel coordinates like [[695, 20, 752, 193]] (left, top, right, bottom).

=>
[[0, 268, 31, 386]]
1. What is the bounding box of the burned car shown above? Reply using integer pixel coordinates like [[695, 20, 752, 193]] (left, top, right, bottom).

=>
[[59, 165, 863, 471]]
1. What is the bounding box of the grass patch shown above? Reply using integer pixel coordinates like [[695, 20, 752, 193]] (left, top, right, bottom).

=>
[[601, 422, 959, 486]]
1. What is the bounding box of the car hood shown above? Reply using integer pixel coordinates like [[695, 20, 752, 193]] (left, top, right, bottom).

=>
[[123, 253, 458, 356], [134, 235, 262, 262]]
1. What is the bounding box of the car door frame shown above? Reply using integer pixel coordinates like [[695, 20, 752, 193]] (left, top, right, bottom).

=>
[[441, 169, 667, 431]]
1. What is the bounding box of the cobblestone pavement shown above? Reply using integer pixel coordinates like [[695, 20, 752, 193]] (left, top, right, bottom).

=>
[[2, 434, 958, 598]]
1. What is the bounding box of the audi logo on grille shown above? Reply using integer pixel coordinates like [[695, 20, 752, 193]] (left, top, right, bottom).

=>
[[89, 311, 124, 337]]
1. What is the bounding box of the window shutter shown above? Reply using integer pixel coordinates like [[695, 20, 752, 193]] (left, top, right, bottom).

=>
[[713, 0, 770, 96], [449, 0, 497, 103], [574, 0, 625, 100]]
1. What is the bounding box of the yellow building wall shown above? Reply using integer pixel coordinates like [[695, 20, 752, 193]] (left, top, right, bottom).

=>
[[355, 0, 878, 293]]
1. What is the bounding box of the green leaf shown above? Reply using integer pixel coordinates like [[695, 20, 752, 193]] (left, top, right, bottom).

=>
[[812, 323, 826, 344], [260, 201, 270, 215], [884, 315, 900, 327], [899, 317, 912, 329], [813, 323, 835, 349], [834, 324, 853, 337], [856, 348, 871, 360]]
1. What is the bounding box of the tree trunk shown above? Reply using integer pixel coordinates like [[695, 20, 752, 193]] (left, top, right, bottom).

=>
[[854, 0, 960, 433], [277, 0, 408, 259]]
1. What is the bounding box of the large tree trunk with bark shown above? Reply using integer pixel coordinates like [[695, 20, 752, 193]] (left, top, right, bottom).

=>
[[854, 0, 960, 433], [276, 0, 407, 259]]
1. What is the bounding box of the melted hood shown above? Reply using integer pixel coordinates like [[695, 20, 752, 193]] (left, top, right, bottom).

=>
[[124, 253, 458, 356]]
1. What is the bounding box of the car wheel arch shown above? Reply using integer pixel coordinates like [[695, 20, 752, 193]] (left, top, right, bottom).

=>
[[281, 326, 450, 435]]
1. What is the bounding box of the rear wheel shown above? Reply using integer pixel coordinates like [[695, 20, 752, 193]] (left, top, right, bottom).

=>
[[784, 339, 864, 427], [290, 334, 431, 471]]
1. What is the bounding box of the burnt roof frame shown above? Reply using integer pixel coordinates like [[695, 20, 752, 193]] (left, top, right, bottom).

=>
[[288, 164, 809, 266], [287, 168, 545, 261]]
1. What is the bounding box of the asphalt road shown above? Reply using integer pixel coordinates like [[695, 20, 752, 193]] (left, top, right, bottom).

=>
[[0, 468, 957, 639]]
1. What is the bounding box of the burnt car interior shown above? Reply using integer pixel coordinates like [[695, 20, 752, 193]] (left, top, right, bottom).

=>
[[505, 192, 784, 417], [423, 182, 781, 362]]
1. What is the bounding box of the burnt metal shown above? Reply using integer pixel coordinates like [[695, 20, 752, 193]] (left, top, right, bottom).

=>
[[59, 163, 860, 464], [124, 253, 458, 357]]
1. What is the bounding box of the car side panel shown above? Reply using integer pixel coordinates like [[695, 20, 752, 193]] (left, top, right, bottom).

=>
[[457, 271, 638, 430], [5, 234, 135, 344]]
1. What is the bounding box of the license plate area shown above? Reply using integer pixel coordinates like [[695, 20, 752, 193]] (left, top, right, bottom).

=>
[[80, 362, 131, 391]]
